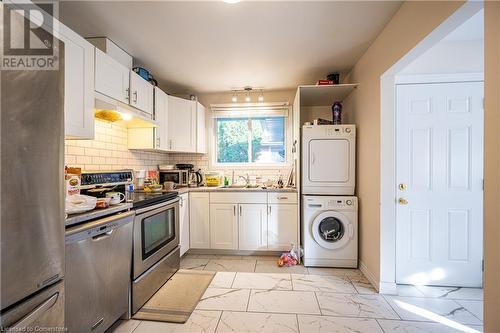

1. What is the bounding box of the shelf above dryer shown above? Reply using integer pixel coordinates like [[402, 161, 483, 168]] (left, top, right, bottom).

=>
[[298, 84, 358, 107]]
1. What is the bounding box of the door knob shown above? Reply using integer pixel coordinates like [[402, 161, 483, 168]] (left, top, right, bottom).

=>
[[398, 198, 408, 205], [398, 183, 407, 191]]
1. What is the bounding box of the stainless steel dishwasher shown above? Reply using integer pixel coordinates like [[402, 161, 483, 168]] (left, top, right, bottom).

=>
[[65, 210, 134, 333]]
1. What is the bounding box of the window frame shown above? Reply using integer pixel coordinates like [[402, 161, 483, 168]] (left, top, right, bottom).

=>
[[209, 109, 292, 169]]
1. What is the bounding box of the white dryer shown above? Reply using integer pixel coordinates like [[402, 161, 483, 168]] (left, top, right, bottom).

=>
[[302, 125, 355, 195], [302, 195, 358, 268]]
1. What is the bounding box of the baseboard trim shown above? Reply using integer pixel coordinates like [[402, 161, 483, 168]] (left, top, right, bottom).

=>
[[359, 260, 380, 292], [379, 281, 397, 295]]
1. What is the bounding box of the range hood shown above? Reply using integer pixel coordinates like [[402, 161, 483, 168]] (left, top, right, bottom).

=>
[[94, 92, 157, 128]]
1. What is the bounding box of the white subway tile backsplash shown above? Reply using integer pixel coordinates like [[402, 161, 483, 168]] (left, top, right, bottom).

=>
[[65, 119, 169, 171], [66, 119, 289, 181]]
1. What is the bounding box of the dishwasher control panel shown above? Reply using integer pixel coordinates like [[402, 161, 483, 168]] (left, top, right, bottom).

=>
[[65, 212, 134, 244]]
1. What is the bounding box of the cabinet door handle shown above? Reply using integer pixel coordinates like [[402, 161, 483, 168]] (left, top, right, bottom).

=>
[[156, 137, 160, 148], [169, 139, 173, 149], [125, 88, 130, 101], [277, 196, 288, 200], [268, 206, 271, 214], [133, 91, 138, 103], [233, 205, 236, 216], [239, 205, 242, 216]]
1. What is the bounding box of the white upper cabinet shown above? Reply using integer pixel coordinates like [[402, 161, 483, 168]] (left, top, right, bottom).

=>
[[154, 87, 168, 150], [94, 48, 130, 104], [167, 96, 196, 152], [60, 25, 95, 139], [196, 102, 207, 154], [130, 71, 154, 115]]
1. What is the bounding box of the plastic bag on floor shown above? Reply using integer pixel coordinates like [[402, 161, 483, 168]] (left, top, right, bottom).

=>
[[277, 243, 299, 267]]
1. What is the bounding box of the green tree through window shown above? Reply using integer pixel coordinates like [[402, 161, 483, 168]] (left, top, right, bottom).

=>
[[216, 117, 285, 164]]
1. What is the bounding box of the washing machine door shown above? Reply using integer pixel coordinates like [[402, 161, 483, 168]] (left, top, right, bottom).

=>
[[311, 211, 353, 250]]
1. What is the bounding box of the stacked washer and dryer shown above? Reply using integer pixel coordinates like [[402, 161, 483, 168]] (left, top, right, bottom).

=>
[[301, 124, 358, 268]]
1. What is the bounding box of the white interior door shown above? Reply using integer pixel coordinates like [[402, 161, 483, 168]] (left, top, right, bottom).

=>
[[396, 81, 483, 287], [308, 139, 350, 182]]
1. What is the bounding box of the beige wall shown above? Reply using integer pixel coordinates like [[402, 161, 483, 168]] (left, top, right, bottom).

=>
[[343, 1, 464, 282], [483, 2, 500, 331]]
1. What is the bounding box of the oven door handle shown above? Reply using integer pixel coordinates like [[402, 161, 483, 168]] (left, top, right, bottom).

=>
[[134, 197, 180, 215]]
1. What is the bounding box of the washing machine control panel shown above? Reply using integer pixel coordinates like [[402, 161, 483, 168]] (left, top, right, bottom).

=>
[[326, 199, 350, 208], [306, 196, 357, 209]]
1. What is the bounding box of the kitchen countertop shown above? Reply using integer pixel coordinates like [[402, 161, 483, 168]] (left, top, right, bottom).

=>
[[65, 202, 133, 227], [176, 186, 297, 194]]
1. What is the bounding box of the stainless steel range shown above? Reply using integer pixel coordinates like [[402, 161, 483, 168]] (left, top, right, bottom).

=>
[[130, 191, 180, 315]]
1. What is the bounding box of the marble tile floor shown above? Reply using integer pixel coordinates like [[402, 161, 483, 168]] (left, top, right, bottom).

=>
[[108, 255, 483, 333]]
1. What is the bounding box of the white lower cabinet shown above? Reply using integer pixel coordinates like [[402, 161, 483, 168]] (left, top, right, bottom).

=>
[[179, 193, 190, 256], [210, 204, 238, 250], [189, 191, 298, 251], [267, 204, 298, 250], [239, 204, 268, 251], [189, 193, 210, 249]]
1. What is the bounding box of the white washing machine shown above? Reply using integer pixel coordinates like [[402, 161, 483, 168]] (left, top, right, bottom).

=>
[[302, 125, 356, 195], [302, 195, 358, 268]]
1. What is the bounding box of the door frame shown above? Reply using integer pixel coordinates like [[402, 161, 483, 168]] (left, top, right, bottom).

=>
[[378, 2, 483, 294]]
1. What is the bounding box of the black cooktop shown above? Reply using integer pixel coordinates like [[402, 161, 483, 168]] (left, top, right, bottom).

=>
[[131, 191, 178, 209]]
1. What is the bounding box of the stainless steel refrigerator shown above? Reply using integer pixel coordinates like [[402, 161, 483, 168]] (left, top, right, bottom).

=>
[[0, 21, 65, 331]]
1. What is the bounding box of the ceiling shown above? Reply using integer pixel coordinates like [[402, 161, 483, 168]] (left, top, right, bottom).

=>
[[59, 1, 402, 94]]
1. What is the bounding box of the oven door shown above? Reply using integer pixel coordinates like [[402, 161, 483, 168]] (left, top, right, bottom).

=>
[[133, 198, 179, 279]]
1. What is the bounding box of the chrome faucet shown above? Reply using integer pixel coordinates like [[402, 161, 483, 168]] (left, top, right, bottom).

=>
[[239, 173, 250, 187]]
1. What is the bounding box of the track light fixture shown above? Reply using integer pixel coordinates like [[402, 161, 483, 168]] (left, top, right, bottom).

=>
[[245, 87, 251, 102], [230, 87, 265, 103]]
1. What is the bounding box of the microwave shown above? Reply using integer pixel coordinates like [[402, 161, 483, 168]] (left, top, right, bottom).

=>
[[159, 169, 189, 187]]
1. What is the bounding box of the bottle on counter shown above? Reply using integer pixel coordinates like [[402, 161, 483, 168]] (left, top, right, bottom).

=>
[[125, 180, 134, 202]]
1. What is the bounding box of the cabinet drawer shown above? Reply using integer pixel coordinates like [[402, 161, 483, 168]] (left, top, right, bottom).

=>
[[210, 192, 267, 204], [267, 192, 298, 204]]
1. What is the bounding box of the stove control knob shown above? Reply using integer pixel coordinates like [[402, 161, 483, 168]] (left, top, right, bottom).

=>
[[345, 128, 351, 133], [346, 200, 353, 206]]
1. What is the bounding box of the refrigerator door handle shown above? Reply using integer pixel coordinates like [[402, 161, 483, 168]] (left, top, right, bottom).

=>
[[10, 292, 59, 331]]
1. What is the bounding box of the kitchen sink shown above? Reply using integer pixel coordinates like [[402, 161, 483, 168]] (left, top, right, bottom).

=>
[[220, 184, 262, 189]]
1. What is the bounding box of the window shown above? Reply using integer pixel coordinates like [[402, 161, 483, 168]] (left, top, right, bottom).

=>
[[215, 116, 286, 165]]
